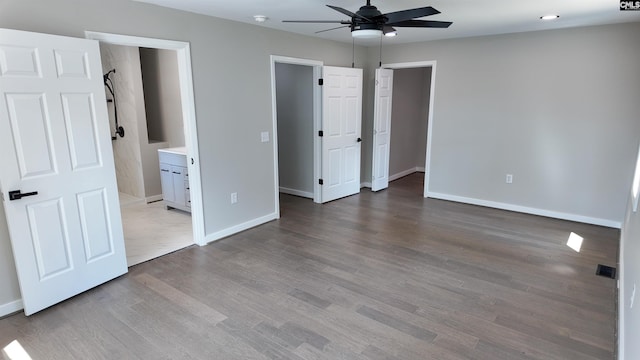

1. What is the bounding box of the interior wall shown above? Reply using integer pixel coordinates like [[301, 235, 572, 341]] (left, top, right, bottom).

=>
[[364, 22, 640, 226], [388, 67, 430, 178], [139, 47, 184, 147], [100, 43, 146, 199], [275, 63, 314, 196], [0, 0, 366, 313], [0, 205, 20, 313]]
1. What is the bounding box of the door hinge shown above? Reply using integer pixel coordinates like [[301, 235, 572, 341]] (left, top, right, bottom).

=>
[[318, 130, 324, 137], [319, 179, 324, 185], [318, 78, 323, 86]]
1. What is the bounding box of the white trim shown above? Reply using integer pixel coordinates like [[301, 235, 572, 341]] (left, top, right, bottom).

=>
[[279, 187, 313, 199], [270, 55, 324, 210], [84, 31, 205, 246], [381, 61, 437, 198], [0, 299, 23, 317], [427, 191, 622, 228], [361, 182, 372, 188], [389, 167, 422, 182], [145, 194, 163, 203], [203, 213, 278, 244], [618, 225, 626, 359]]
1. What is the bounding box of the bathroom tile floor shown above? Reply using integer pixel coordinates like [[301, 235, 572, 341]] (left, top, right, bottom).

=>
[[120, 198, 194, 267]]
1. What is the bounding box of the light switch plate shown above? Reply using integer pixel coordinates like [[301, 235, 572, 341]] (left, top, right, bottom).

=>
[[261, 131, 269, 143]]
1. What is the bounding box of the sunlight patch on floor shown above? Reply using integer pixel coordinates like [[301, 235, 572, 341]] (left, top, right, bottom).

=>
[[3, 340, 32, 360], [566, 232, 584, 252]]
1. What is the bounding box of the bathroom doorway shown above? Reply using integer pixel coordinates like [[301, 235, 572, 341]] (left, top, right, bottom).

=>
[[87, 32, 204, 266]]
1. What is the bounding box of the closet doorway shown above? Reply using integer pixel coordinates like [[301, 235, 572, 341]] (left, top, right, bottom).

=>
[[379, 61, 436, 197]]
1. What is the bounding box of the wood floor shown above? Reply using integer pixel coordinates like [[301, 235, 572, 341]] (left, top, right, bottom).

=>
[[0, 173, 619, 359]]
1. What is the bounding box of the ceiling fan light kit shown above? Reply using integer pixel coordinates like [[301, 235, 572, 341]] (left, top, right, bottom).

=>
[[283, 0, 452, 39], [352, 29, 383, 38]]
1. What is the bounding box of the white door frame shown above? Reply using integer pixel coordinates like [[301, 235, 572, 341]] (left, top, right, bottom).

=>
[[85, 31, 205, 246], [270, 56, 323, 210], [381, 60, 436, 198]]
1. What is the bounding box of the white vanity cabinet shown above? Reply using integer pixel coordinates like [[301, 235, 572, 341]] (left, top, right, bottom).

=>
[[158, 147, 190, 213]]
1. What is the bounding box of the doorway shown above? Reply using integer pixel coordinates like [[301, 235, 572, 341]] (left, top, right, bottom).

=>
[[270, 56, 322, 211], [380, 61, 436, 197], [85, 31, 205, 263]]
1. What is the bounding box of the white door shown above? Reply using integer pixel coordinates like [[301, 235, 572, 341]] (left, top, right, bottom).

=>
[[321, 66, 363, 203], [371, 68, 394, 191], [0, 29, 127, 315]]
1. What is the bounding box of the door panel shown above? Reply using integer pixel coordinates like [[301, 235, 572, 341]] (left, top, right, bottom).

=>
[[321, 66, 362, 203], [6, 93, 57, 178], [0, 28, 127, 315], [61, 93, 101, 170], [27, 198, 72, 280], [371, 68, 394, 192]]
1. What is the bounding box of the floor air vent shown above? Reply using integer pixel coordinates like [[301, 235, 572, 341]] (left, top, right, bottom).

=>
[[596, 264, 616, 279]]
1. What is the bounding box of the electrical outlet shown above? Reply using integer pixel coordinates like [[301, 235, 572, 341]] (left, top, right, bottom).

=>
[[632, 284, 636, 309], [231, 192, 238, 204], [506, 174, 513, 184], [261, 131, 269, 143]]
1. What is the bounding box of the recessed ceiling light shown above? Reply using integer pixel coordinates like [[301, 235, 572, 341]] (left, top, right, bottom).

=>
[[540, 15, 560, 20], [253, 15, 268, 22], [384, 31, 397, 37]]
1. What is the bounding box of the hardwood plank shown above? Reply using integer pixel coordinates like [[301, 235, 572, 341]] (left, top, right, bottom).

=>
[[0, 173, 618, 359]]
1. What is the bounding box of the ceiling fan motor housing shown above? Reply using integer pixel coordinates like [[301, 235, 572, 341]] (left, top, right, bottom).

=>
[[353, 4, 385, 31]]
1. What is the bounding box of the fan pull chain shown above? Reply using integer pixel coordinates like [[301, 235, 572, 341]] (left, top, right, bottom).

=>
[[379, 33, 383, 68], [352, 37, 355, 68]]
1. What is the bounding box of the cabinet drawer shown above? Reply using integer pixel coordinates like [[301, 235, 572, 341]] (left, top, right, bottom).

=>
[[158, 151, 188, 167]]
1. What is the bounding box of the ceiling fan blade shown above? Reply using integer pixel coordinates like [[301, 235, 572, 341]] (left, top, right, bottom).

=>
[[283, 20, 351, 24], [316, 25, 351, 34], [388, 20, 453, 28], [327, 5, 372, 22], [380, 6, 440, 24]]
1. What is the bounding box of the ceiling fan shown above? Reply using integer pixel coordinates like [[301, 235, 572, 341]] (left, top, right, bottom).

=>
[[283, 0, 452, 39]]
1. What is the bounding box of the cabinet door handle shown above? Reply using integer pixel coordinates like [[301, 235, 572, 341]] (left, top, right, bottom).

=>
[[161, 169, 169, 172], [172, 171, 181, 174]]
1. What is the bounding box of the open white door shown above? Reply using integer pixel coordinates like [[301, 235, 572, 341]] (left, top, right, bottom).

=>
[[320, 66, 363, 203], [371, 68, 394, 192], [0, 29, 127, 315]]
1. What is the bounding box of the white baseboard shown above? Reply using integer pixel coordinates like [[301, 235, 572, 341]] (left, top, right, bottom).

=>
[[279, 187, 313, 199], [146, 194, 163, 203], [201, 212, 279, 245], [361, 182, 372, 189], [389, 167, 423, 182], [0, 299, 23, 317], [426, 191, 621, 228]]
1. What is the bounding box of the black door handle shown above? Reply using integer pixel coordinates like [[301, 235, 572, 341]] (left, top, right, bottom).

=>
[[357, 137, 362, 143], [9, 190, 39, 201]]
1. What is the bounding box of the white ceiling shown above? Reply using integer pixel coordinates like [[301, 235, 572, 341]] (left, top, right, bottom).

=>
[[133, 0, 640, 45]]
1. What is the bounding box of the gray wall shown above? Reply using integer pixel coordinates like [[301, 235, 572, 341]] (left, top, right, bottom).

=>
[[140, 47, 185, 147], [275, 63, 314, 196], [0, 0, 365, 313], [364, 22, 640, 225], [0, 204, 20, 312], [388, 67, 430, 177]]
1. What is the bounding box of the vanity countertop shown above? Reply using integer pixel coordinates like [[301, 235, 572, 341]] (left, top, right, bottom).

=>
[[158, 146, 187, 155]]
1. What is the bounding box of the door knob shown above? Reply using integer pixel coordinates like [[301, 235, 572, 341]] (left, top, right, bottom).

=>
[[9, 190, 39, 201], [357, 137, 362, 143]]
